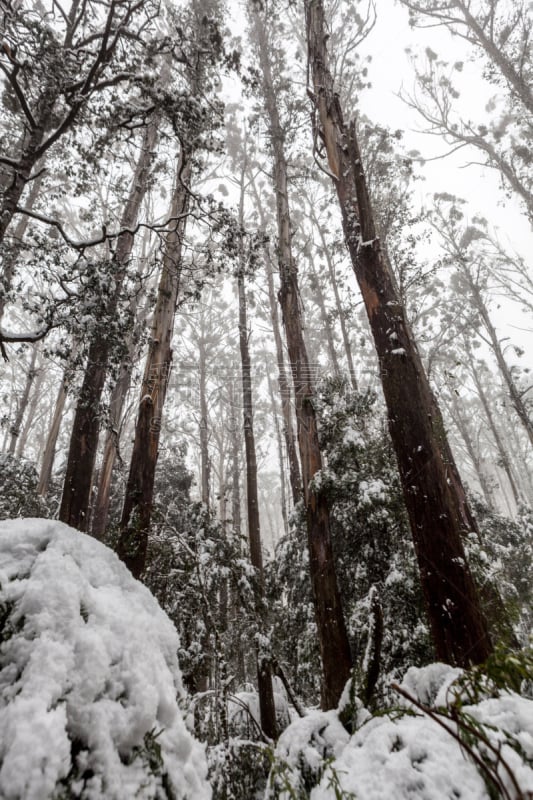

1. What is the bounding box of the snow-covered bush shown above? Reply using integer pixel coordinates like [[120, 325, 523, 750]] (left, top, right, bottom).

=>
[[268, 653, 533, 800], [0, 518, 210, 800], [0, 455, 49, 520]]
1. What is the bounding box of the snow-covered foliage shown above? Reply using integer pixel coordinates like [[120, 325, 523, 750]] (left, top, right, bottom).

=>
[[0, 456, 49, 520], [0, 518, 210, 800], [267, 658, 533, 800]]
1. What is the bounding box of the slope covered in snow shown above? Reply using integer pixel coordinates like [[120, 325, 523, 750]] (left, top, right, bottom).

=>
[[0, 518, 211, 800]]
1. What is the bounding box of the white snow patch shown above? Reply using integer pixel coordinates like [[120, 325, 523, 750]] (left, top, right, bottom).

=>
[[0, 518, 211, 800]]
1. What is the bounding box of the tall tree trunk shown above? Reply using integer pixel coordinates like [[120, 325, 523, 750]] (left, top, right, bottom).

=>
[[306, 0, 492, 667], [38, 367, 70, 497], [259, 225, 302, 506], [15, 360, 44, 458], [117, 152, 192, 578], [309, 206, 358, 390], [469, 281, 533, 448], [229, 377, 242, 538], [8, 345, 38, 454], [468, 352, 522, 506], [253, 8, 353, 709], [237, 246, 277, 741], [59, 120, 158, 530], [266, 366, 289, 537], [305, 250, 341, 376], [199, 326, 210, 509], [91, 357, 133, 539], [446, 391, 494, 509]]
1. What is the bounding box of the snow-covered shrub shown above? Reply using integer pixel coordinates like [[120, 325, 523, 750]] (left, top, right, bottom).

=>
[[208, 740, 270, 800], [265, 710, 352, 800], [0, 518, 210, 800], [0, 455, 49, 520], [297, 655, 533, 800]]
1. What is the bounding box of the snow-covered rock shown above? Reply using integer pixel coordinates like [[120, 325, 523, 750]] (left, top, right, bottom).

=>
[[0, 518, 211, 800]]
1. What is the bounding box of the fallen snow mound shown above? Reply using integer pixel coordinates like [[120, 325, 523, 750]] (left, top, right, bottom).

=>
[[0, 518, 211, 800]]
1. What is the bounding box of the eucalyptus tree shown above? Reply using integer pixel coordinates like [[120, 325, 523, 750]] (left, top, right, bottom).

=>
[[398, 0, 533, 113], [0, 0, 167, 242], [398, 0, 533, 224], [116, 0, 228, 578], [429, 194, 533, 449], [59, 120, 160, 530], [250, 1, 353, 709], [235, 146, 277, 739], [306, 0, 492, 666]]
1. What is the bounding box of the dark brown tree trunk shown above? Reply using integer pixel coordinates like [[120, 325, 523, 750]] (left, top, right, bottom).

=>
[[306, 0, 492, 667], [253, 7, 353, 709], [59, 120, 158, 531], [117, 153, 191, 579]]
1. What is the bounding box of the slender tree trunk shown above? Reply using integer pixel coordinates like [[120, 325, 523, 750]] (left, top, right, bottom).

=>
[[259, 229, 302, 506], [237, 266, 278, 740], [469, 281, 533, 448], [309, 207, 358, 389], [253, 8, 353, 708], [468, 355, 522, 506], [446, 392, 494, 509], [455, 0, 533, 114], [15, 361, 44, 458], [266, 367, 289, 536], [306, 0, 492, 667], [229, 377, 242, 538], [59, 120, 158, 530], [117, 152, 192, 578], [306, 251, 341, 376], [38, 369, 69, 496], [8, 346, 38, 454], [199, 327, 210, 509], [91, 358, 133, 538]]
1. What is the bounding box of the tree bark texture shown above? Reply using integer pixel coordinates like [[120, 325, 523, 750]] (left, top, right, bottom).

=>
[[59, 120, 158, 531], [117, 153, 192, 579], [306, 0, 492, 667], [254, 7, 353, 709]]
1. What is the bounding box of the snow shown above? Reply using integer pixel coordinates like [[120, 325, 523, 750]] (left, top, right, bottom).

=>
[[0, 518, 211, 800], [272, 664, 533, 800]]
